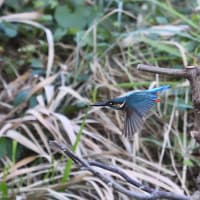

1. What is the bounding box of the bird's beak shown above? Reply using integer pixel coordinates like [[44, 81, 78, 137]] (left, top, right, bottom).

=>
[[90, 101, 108, 107]]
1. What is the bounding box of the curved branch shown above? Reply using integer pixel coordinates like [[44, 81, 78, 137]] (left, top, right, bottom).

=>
[[50, 140, 190, 200]]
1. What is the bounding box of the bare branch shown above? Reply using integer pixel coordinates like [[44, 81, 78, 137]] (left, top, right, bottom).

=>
[[137, 64, 187, 77], [50, 140, 190, 200], [88, 160, 153, 193]]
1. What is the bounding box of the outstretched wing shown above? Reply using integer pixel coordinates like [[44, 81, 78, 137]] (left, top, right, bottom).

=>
[[123, 107, 144, 137], [123, 92, 157, 137]]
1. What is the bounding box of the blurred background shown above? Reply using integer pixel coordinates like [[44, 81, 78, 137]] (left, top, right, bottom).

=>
[[0, 0, 199, 199]]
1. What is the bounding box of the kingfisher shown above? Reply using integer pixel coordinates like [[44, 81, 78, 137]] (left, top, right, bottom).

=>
[[91, 85, 170, 137]]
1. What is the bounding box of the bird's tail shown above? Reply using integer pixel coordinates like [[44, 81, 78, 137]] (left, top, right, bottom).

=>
[[148, 85, 170, 93]]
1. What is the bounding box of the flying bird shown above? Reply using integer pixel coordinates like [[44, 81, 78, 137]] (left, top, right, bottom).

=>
[[91, 85, 170, 137]]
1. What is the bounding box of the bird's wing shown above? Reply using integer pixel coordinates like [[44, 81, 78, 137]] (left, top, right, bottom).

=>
[[123, 92, 157, 137], [123, 107, 144, 137], [128, 91, 157, 116]]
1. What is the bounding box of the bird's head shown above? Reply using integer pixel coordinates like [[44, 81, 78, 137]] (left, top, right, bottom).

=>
[[90, 97, 126, 110]]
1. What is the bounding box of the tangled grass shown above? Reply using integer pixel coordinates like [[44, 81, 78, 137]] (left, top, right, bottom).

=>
[[0, 1, 199, 199]]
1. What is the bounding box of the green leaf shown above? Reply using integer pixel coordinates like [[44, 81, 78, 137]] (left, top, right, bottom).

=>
[[0, 182, 8, 199], [30, 59, 43, 69], [39, 14, 53, 22], [62, 110, 88, 183], [13, 89, 29, 106], [54, 27, 68, 41], [151, 0, 199, 30], [144, 38, 180, 57], [4, 0, 22, 10], [33, 0, 58, 9], [0, 21, 18, 38], [54, 5, 96, 33], [155, 16, 168, 24], [74, 0, 84, 5], [183, 159, 194, 167], [54, 6, 71, 28], [12, 141, 18, 164], [29, 96, 37, 108], [176, 103, 193, 110], [0, 138, 25, 162], [0, 138, 12, 160], [30, 59, 45, 76], [76, 73, 89, 82]]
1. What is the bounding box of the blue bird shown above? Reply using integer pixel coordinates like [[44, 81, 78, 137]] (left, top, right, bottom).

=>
[[91, 85, 170, 137]]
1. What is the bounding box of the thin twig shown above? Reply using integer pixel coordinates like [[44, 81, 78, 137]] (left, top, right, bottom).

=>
[[50, 140, 190, 200]]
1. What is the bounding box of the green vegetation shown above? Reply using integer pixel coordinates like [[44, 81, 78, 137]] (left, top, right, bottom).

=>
[[0, 0, 199, 199]]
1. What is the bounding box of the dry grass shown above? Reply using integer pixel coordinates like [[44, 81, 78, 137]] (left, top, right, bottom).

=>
[[0, 1, 198, 199]]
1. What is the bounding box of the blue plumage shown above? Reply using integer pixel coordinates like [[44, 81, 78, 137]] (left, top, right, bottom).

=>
[[91, 85, 170, 137]]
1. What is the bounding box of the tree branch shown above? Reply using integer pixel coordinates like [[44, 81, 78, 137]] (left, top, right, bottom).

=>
[[137, 64, 200, 143], [50, 140, 190, 200], [137, 64, 187, 77]]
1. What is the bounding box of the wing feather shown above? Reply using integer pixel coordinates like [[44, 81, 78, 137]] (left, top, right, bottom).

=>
[[123, 92, 157, 137], [127, 92, 157, 117], [127, 119, 132, 137], [133, 113, 143, 131], [123, 107, 144, 137], [122, 87, 169, 137]]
